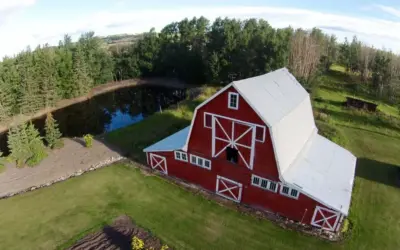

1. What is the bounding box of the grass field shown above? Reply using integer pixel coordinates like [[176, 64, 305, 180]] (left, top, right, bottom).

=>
[[0, 68, 399, 249]]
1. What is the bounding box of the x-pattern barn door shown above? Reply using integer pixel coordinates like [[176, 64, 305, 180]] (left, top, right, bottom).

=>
[[212, 115, 255, 169], [216, 176, 243, 202], [311, 206, 341, 231], [149, 153, 168, 175]]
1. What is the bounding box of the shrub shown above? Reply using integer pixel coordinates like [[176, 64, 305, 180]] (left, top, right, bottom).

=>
[[314, 111, 330, 122], [83, 134, 94, 148], [132, 236, 144, 250], [341, 218, 350, 233]]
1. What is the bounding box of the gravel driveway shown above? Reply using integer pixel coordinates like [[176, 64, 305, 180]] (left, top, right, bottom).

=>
[[0, 138, 123, 197]]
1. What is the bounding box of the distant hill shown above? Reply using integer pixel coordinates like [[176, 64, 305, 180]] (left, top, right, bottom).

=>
[[100, 34, 143, 50]]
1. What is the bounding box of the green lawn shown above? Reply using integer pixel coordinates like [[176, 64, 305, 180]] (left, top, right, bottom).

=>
[[0, 70, 399, 249]]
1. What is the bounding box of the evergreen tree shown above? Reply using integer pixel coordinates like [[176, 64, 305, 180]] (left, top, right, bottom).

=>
[[26, 122, 47, 166], [56, 35, 75, 98], [7, 122, 47, 167], [18, 50, 43, 114], [71, 44, 93, 97], [44, 112, 63, 149], [7, 123, 31, 167], [0, 79, 13, 122], [36, 45, 60, 108]]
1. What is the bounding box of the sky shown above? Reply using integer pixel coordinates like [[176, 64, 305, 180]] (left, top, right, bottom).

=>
[[1, 0, 400, 58]]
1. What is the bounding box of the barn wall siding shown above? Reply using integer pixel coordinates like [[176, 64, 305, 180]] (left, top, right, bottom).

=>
[[149, 151, 328, 225], [145, 86, 336, 227], [188, 86, 280, 181]]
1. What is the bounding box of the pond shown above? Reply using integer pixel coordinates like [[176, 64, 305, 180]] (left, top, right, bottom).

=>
[[0, 85, 186, 153]]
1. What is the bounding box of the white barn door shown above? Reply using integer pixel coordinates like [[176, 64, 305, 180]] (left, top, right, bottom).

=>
[[311, 206, 341, 231], [215, 176, 243, 202], [212, 115, 255, 170], [149, 153, 168, 175]]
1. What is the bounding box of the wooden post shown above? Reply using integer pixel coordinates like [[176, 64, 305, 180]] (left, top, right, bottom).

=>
[[301, 209, 308, 224]]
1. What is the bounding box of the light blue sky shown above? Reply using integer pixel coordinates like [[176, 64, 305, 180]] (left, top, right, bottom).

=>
[[1, 0, 400, 58]]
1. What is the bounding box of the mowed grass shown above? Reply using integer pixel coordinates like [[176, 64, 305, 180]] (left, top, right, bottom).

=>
[[0, 69, 399, 249], [0, 164, 331, 250]]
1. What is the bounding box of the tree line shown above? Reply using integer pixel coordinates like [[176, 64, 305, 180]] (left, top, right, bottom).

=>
[[0, 32, 114, 123], [1, 16, 400, 126]]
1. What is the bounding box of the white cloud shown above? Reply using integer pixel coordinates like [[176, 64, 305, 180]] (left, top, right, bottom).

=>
[[2, 5, 400, 58], [375, 4, 400, 18], [0, 0, 35, 23]]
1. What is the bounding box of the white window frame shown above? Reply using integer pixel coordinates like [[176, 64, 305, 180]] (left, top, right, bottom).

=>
[[228, 92, 239, 110], [174, 151, 188, 162], [189, 154, 211, 170], [251, 174, 278, 193], [255, 125, 266, 143], [204, 112, 212, 128], [280, 184, 300, 199]]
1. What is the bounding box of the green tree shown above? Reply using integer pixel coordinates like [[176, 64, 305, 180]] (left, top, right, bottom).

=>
[[71, 44, 93, 97], [26, 122, 47, 166], [35, 45, 60, 107], [55, 35, 75, 98], [0, 79, 13, 122], [7, 122, 47, 167], [18, 50, 43, 114], [7, 123, 31, 167], [44, 113, 63, 149]]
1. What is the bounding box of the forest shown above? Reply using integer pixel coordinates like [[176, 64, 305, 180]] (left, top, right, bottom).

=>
[[1, 16, 400, 125]]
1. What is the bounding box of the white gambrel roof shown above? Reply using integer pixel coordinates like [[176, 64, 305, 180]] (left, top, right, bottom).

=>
[[144, 68, 357, 215], [233, 68, 356, 215], [284, 131, 357, 215]]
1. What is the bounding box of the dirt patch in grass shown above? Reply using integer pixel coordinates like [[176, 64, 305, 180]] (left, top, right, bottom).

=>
[[69, 215, 170, 250]]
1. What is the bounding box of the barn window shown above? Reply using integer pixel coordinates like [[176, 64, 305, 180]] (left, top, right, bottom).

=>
[[204, 113, 212, 128], [280, 184, 300, 199], [174, 151, 188, 162], [190, 155, 196, 164], [251, 175, 278, 193], [189, 154, 211, 170], [255, 126, 265, 142], [226, 147, 238, 163], [228, 92, 239, 110]]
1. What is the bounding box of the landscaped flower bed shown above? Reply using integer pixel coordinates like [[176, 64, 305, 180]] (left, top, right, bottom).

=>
[[69, 215, 170, 250]]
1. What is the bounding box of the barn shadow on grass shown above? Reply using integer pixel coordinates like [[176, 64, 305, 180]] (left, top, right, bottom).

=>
[[356, 158, 400, 188]]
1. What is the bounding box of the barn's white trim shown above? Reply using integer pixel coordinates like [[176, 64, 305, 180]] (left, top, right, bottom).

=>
[[216, 175, 243, 202], [149, 153, 168, 175], [311, 206, 341, 232], [228, 92, 239, 110], [204, 112, 212, 128], [251, 174, 279, 193], [190, 154, 211, 170], [210, 113, 257, 170], [174, 151, 188, 162], [183, 83, 234, 152], [255, 125, 266, 142], [279, 184, 300, 199]]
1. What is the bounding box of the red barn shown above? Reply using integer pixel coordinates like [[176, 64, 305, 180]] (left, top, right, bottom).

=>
[[144, 68, 357, 232]]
